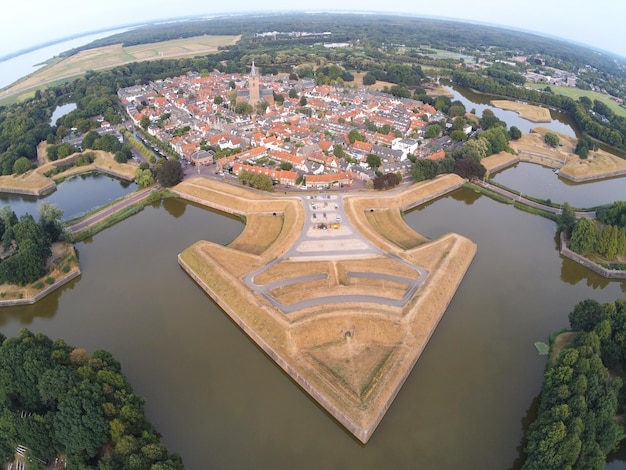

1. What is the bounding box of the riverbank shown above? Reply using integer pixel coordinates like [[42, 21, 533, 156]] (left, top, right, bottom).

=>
[[176, 176, 475, 443]]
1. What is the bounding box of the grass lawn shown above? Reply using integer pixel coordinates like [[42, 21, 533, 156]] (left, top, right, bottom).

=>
[[527, 83, 626, 118]]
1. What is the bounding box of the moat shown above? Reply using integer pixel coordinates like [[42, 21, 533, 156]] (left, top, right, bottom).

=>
[[0, 166, 624, 468]]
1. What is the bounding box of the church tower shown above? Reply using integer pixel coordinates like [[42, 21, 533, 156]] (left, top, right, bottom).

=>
[[248, 60, 260, 106]]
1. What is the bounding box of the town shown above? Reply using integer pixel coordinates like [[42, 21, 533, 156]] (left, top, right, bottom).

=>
[[117, 63, 468, 190]]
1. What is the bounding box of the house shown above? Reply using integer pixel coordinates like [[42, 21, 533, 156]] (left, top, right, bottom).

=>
[[306, 172, 353, 189]]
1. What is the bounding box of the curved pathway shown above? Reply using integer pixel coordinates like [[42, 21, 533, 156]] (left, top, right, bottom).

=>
[[242, 192, 430, 314]]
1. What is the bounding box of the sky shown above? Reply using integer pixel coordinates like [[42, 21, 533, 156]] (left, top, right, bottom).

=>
[[2, 0, 625, 59]]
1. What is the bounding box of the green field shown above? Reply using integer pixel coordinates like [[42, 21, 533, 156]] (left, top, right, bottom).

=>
[[527, 83, 626, 118]]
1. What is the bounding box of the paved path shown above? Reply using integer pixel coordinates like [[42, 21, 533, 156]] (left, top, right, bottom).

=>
[[68, 185, 156, 235], [474, 180, 596, 218], [242, 192, 430, 314]]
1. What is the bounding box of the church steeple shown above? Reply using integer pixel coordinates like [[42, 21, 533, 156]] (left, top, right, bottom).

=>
[[248, 60, 260, 106]]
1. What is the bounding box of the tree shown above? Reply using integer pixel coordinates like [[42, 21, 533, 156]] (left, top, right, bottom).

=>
[[156, 159, 183, 187], [425, 124, 441, 139], [288, 88, 298, 99], [213, 96, 223, 105], [12, 157, 31, 175], [348, 129, 365, 144], [333, 145, 346, 159], [598, 225, 619, 259], [570, 218, 599, 254], [366, 154, 381, 170], [362, 73, 376, 86], [39, 202, 65, 242], [557, 202, 577, 237], [298, 95, 308, 107], [135, 168, 155, 188], [569, 299, 605, 332], [234, 101, 253, 115], [508, 126, 522, 140], [545, 132, 560, 147], [453, 157, 486, 179], [140, 115, 150, 130]]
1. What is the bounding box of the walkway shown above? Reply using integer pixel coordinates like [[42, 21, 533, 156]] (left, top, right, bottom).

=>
[[68, 185, 156, 235], [242, 192, 429, 314], [473, 180, 596, 218]]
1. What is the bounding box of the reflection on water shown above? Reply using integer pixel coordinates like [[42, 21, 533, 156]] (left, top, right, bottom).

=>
[[492, 162, 626, 208], [0, 190, 623, 468], [0, 173, 136, 220], [444, 83, 577, 136]]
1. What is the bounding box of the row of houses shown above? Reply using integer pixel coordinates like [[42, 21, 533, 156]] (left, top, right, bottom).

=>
[[118, 68, 461, 187]]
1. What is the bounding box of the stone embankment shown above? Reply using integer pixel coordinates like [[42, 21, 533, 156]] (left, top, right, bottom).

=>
[[560, 233, 626, 279]]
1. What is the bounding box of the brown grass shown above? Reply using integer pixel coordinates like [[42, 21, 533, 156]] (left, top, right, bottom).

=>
[[254, 260, 332, 285], [491, 100, 552, 122], [481, 152, 520, 173], [510, 127, 626, 179], [177, 178, 477, 443], [364, 209, 428, 250], [229, 214, 284, 255]]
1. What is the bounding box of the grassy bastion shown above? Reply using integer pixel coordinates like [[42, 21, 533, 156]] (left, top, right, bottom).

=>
[[176, 176, 476, 443]]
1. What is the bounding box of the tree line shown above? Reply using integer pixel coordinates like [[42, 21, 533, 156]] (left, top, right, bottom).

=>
[[0, 329, 185, 469], [523, 298, 626, 469], [451, 69, 626, 151]]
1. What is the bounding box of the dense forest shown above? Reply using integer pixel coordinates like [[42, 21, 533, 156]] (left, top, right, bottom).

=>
[[0, 329, 184, 469], [523, 298, 626, 469]]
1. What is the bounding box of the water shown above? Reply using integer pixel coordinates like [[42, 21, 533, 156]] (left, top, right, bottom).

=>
[[444, 83, 578, 137], [0, 173, 136, 221], [0, 28, 131, 89], [49, 103, 77, 126], [0, 189, 623, 469], [492, 162, 626, 208]]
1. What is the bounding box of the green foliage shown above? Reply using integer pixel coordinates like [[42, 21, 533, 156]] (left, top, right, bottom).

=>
[[570, 218, 599, 254], [557, 202, 577, 237], [545, 132, 560, 147], [508, 126, 522, 140], [523, 323, 622, 470], [236, 170, 274, 192], [135, 168, 155, 188], [424, 124, 441, 139], [12, 157, 32, 175], [597, 201, 626, 229], [0, 211, 55, 286], [362, 73, 376, 86], [0, 330, 184, 468], [366, 154, 381, 170], [156, 159, 183, 187]]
